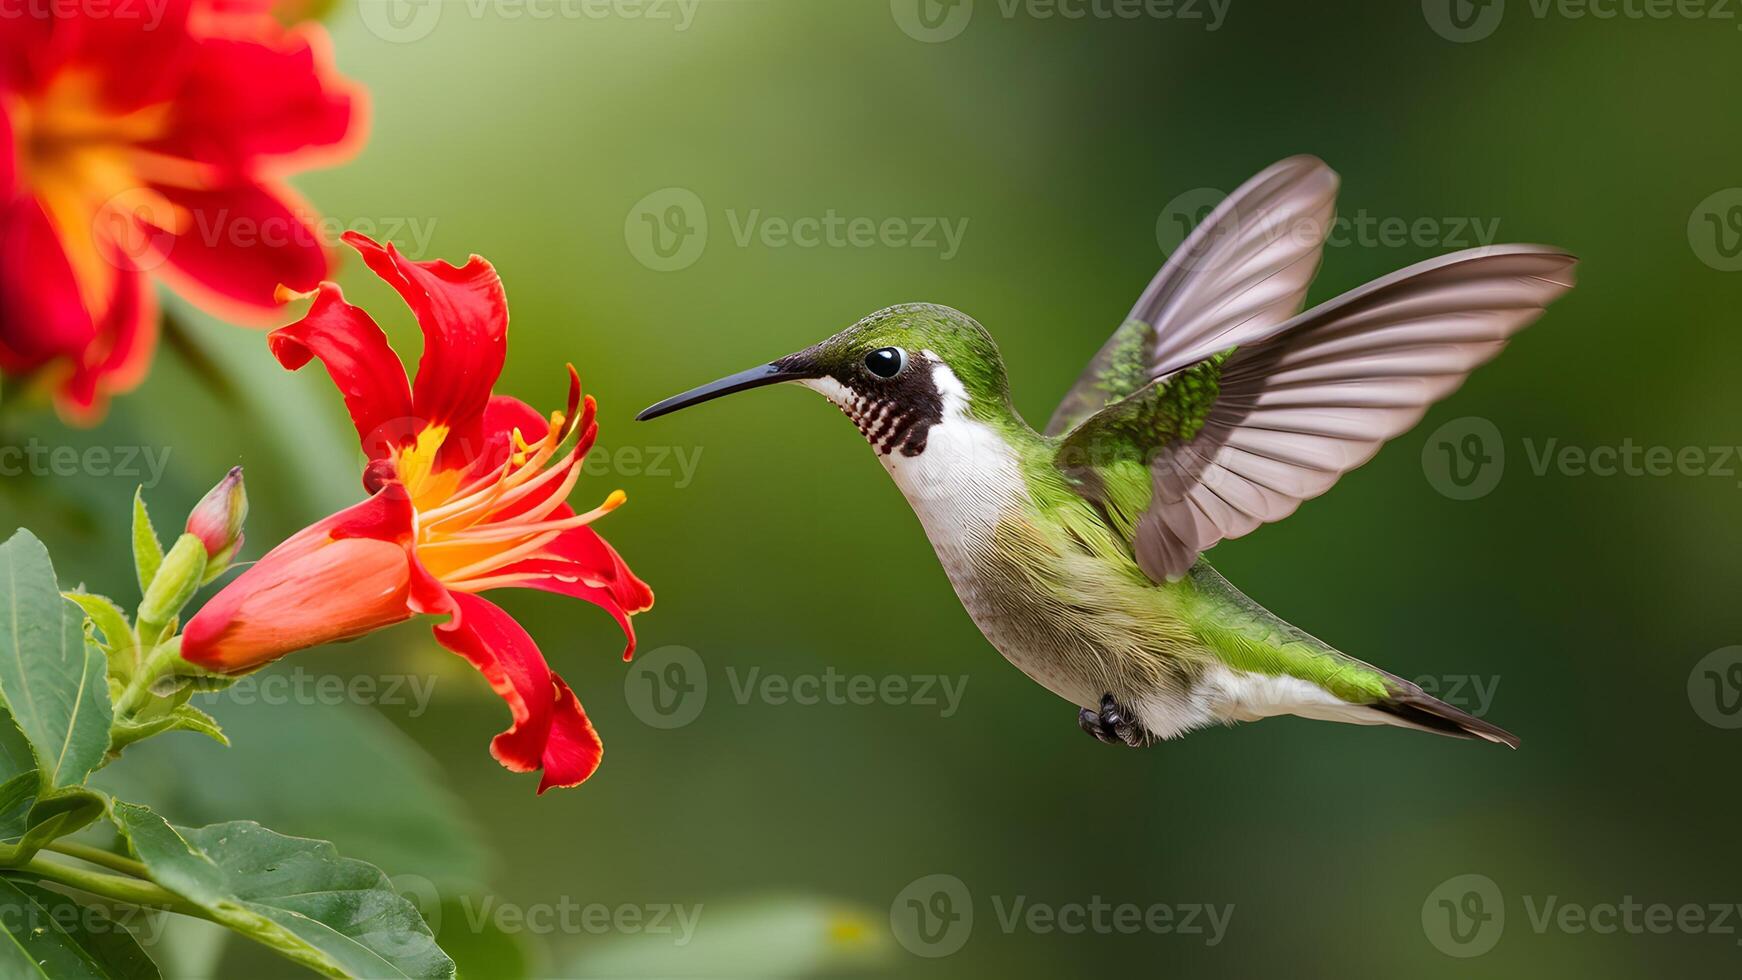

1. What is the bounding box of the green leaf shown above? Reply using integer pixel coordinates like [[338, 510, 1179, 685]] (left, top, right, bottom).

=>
[[0, 772, 35, 840], [0, 702, 37, 781], [112, 803, 455, 979], [0, 705, 102, 862], [7, 787, 106, 864], [108, 706, 227, 753], [0, 878, 161, 979], [64, 593, 136, 687], [93, 699, 490, 888], [130, 491, 163, 599], [0, 778, 108, 864], [0, 531, 113, 788]]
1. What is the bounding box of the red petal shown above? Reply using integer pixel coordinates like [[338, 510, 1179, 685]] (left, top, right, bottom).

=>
[[341, 233, 507, 466], [455, 394, 548, 479], [268, 282, 414, 460], [542, 675, 604, 793], [56, 258, 158, 424], [182, 489, 421, 671], [0, 9, 56, 88], [0, 197, 96, 372], [151, 182, 331, 319], [545, 522, 655, 615], [152, 23, 363, 173], [330, 481, 454, 620], [432, 592, 603, 791], [0, 99, 14, 198], [99, 1, 200, 111], [491, 522, 652, 663]]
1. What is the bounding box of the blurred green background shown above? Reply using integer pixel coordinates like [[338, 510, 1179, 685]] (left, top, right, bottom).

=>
[[6, 0, 1742, 975]]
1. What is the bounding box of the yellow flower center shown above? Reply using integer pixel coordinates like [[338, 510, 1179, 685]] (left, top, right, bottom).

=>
[[9, 70, 206, 316], [396, 407, 624, 591]]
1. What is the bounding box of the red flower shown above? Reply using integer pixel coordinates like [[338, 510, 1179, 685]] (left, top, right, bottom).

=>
[[182, 233, 654, 792], [0, 0, 364, 421]]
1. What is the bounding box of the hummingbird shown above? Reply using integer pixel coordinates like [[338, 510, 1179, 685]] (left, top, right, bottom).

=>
[[637, 157, 1575, 750]]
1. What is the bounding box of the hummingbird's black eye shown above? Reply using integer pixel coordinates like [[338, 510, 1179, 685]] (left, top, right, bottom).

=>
[[864, 347, 907, 379]]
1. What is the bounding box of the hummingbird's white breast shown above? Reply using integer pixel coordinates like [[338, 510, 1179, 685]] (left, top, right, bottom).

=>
[[802, 360, 1108, 705], [802, 357, 1024, 549]]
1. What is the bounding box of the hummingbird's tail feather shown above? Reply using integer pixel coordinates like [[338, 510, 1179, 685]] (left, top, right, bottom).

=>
[[1367, 684, 1520, 748], [1183, 561, 1520, 747]]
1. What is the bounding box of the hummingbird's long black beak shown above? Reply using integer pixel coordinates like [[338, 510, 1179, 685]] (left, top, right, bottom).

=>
[[635, 361, 818, 421]]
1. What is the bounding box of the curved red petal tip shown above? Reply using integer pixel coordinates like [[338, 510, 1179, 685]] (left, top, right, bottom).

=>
[[536, 675, 603, 793], [340, 229, 384, 254]]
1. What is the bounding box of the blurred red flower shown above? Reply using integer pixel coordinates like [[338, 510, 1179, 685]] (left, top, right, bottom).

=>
[[182, 233, 654, 792], [0, 0, 364, 420]]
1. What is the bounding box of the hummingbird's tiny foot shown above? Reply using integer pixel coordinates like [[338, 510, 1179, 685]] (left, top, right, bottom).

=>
[[1078, 705, 1121, 745], [1079, 693, 1152, 748]]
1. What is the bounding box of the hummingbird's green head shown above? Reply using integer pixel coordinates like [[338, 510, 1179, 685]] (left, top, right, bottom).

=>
[[637, 304, 1013, 457]]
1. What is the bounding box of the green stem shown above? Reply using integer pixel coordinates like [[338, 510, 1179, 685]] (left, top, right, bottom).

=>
[[43, 841, 149, 879], [117, 637, 185, 717], [17, 857, 211, 920]]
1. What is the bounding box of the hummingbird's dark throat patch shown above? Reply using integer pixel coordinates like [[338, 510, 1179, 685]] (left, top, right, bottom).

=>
[[826, 366, 944, 458]]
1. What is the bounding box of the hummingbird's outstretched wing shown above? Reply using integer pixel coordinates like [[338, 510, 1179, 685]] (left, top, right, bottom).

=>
[[1044, 155, 1339, 436], [1055, 245, 1578, 583]]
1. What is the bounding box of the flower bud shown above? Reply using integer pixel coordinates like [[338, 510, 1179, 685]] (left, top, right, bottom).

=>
[[187, 466, 247, 579], [138, 533, 208, 632]]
